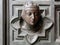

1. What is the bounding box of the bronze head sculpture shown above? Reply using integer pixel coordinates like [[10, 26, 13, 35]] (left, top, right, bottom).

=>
[[20, 1, 43, 32]]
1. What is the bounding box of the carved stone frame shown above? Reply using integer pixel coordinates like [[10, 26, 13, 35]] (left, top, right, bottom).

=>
[[3, 0, 56, 45]]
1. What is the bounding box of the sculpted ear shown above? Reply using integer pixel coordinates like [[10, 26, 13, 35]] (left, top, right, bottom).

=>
[[21, 10, 25, 16], [21, 10, 26, 19]]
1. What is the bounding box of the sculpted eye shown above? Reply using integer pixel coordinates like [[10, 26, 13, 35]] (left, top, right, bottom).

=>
[[26, 12, 31, 16], [27, 13, 31, 16], [29, 13, 31, 16]]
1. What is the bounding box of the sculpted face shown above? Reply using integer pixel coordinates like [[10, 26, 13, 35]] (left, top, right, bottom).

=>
[[25, 8, 40, 26], [21, 2, 40, 26]]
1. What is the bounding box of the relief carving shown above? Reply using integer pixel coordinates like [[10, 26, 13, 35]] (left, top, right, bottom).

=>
[[10, 1, 53, 44]]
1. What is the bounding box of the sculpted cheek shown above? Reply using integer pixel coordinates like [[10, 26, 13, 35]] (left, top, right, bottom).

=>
[[24, 16, 30, 23]]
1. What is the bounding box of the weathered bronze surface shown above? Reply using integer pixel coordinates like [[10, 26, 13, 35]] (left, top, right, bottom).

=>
[[11, 1, 53, 44]]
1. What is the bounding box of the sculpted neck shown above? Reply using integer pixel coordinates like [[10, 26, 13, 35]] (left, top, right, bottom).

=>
[[21, 21, 41, 32]]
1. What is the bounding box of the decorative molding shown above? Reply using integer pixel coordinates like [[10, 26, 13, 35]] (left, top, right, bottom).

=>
[[11, 5, 53, 44], [55, 5, 60, 42], [3, 0, 56, 45]]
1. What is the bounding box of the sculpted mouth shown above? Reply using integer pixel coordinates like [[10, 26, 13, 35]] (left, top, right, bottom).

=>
[[30, 19, 34, 22], [30, 20, 36, 24]]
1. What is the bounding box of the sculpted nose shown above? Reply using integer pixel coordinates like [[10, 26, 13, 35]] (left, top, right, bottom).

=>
[[31, 14, 34, 19]]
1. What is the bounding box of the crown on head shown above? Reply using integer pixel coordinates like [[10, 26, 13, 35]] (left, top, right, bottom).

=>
[[23, 1, 39, 10]]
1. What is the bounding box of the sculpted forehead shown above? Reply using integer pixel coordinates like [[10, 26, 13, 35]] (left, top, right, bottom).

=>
[[25, 8, 39, 13], [25, 8, 39, 11]]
